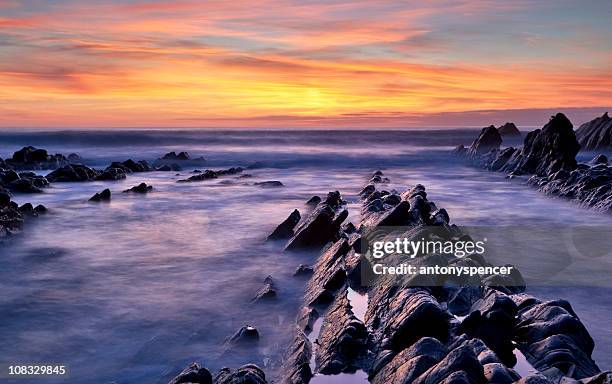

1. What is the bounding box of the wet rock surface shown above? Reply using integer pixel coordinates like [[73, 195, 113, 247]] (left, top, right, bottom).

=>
[[123, 182, 153, 193], [0, 146, 72, 170], [177, 167, 243, 182], [314, 290, 367, 375], [0, 191, 46, 236], [576, 112, 612, 150], [90, 188, 111, 202], [277, 171, 608, 384], [267, 209, 301, 241], [455, 113, 612, 212]]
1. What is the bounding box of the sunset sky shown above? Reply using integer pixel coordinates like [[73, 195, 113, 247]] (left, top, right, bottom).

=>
[[0, 0, 611, 128]]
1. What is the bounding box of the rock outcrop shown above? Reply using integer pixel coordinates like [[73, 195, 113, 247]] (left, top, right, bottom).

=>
[[497, 122, 521, 136], [467, 125, 502, 158], [278, 171, 607, 384], [1, 146, 72, 170], [177, 167, 243, 182], [454, 113, 612, 212], [575, 112, 612, 150], [90, 188, 111, 202], [123, 183, 153, 193], [0, 191, 46, 236], [267, 209, 301, 241]]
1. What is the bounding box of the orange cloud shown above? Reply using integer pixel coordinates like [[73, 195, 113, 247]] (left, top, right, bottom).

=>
[[0, 0, 610, 127]]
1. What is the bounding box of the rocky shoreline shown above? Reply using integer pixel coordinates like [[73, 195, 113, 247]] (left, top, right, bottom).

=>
[[454, 113, 612, 213], [170, 170, 610, 383], [3, 143, 611, 383]]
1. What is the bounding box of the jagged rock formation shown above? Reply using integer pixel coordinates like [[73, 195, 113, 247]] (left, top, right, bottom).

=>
[[0, 169, 49, 193], [455, 113, 612, 212], [267, 209, 301, 240], [0, 146, 72, 170], [497, 122, 521, 137], [177, 167, 243, 182], [575, 112, 612, 150], [277, 170, 609, 384], [0, 191, 46, 236], [467, 125, 502, 158]]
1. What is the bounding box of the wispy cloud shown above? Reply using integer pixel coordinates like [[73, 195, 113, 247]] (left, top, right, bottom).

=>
[[0, 0, 610, 127]]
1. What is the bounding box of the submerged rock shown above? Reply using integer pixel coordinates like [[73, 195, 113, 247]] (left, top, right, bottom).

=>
[[123, 183, 153, 193], [90, 188, 111, 202], [267, 209, 301, 240], [252, 276, 277, 302], [227, 325, 260, 346], [254, 181, 284, 188], [215, 364, 267, 384], [168, 362, 212, 384], [177, 167, 243, 182], [293, 264, 314, 277], [46, 164, 99, 182], [305, 195, 321, 206]]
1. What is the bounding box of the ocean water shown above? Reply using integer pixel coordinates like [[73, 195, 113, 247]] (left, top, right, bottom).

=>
[[1, 129, 611, 383]]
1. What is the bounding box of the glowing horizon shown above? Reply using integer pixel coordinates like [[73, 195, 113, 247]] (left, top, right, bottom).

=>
[[1, 0, 611, 128]]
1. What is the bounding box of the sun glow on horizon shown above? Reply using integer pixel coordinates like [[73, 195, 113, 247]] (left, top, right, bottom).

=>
[[0, 0, 611, 128]]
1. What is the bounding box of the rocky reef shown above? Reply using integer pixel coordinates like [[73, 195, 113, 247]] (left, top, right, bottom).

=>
[[0, 146, 73, 170], [0, 190, 46, 236], [275, 171, 609, 384], [455, 113, 612, 213], [575, 112, 612, 150]]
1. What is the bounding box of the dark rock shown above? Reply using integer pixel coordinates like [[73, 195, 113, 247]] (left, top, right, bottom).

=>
[[0, 191, 10, 207], [168, 362, 212, 384], [590, 154, 608, 165], [576, 112, 612, 150], [508, 113, 579, 175], [306, 195, 321, 206], [178, 167, 243, 182], [267, 209, 301, 240], [90, 188, 111, 202], [34, 204, 47, 213], [252, 276, 277, 302], [370, 337, 445, 383], [46, 164, 99, 182], [96, 167, 126, 181], [214, 364, 267, 384], [467, 125, 502, 157], [315, 290, 367, 375], [123, 183, 153, 193], [5, 146, 69, 170], [285, 204, 348, 251], [254, 181, 283, 188], [19, 203, 34, 214], [515, 300, 599, 378], [497, 122, 520, 136], [157, 164, 182, 171], [411, 342, 486, 384], [7, 178, 44, 193], [293, 264, 314, 277], [458, 289, 517, 366], [226, 325, 260, 346], [452, 145, 467, 155], [281, 331, 312, 384], [67, 153, 81, 162]]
